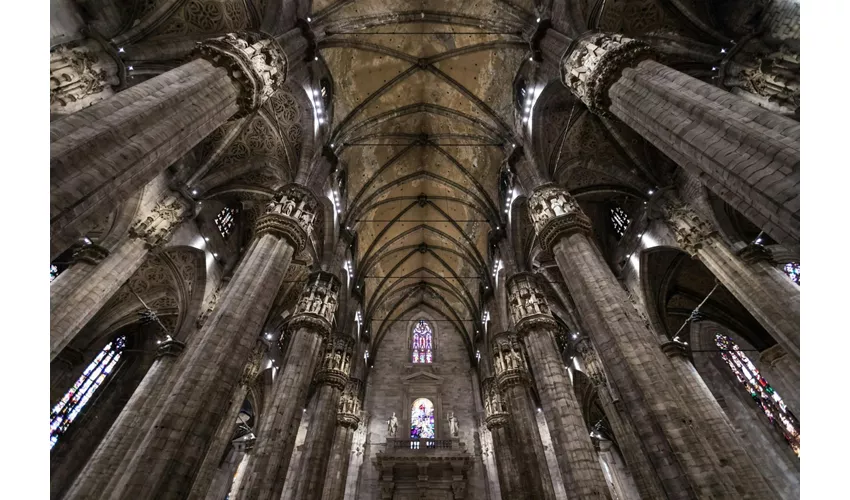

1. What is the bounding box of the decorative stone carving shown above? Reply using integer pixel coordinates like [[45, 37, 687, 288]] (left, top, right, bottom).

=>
[[239, 339, 267, 386], [71, 243, 110, 266], [448, 413, 459, 437], [491, 332, 529, 389], [659, 196, 718, 256], [506, 273, 557, 333], [528, 184, 592, 252], [338, 379, 362, 428], [736, 242, 775, 265], [155, 338, 186, 359], [561, 32, 653, 116], [660, 339, 690, 360], [574, 338, 608, 388], [288, 271, 341, 334], [482, 378, 509, 430], [129, 193, 193, 248], [254, 184, 318, 252], [387, 412, 399, 438], [315, 335, 353, 389], [195, 32, 287, 116], [50, 42, 117, 114]]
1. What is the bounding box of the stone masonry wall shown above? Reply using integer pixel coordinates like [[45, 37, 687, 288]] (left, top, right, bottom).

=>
[[356, 312, 489, 499]]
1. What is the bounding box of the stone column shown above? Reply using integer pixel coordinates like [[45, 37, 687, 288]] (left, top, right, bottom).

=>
[[660, 340, 774, 497], [506, 273, 611, 499], [187, 341, 267, 500], [321, 380, 362, 500], [293, 337, 354, 500], [559, 32, 799, 245], [50, 192, 191, 361], [68, 186, 313, 500], [237, 271, 342, 500], [659, 194, 801, 368], [491, 332, 555, 500], [573, 338, 668, 500], [528, 184, 746, 499], [51, 32, 289, 243], [758, 344, 800, 418], [62, 339, 186, 499], [481, 377, 524, 500]]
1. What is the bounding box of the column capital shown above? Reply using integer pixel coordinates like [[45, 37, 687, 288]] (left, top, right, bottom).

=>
[[195, 32, 287, 117], [528, 184, 593, 253], [287, 271, 341, 335], [659, 196, 718, 256], [491, 331, 531, 389], [254, 183, 318, 252], [573, 337, 608, 388], [129, 192, 193, 249], [505, 272, 558, 333], [155, 338, 186, 359], [482, 377, 510, 430], [239, 339, 268, 386], [315, 336, 353, 389], [71, 243, 110, 266], [337, 379, 362, 428], [561, 32, 653, 116]]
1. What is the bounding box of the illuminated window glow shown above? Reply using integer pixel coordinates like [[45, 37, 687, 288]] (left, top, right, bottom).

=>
[[410, 398, 435, 439], [610, 206, 630, 239], [411, 320, 433, 363], [215, 207, 236, 240], [50, 264, 59, 282], [715, 334, 800, 455], [50, 336, 126, 449], [783, 262, 800, 285]]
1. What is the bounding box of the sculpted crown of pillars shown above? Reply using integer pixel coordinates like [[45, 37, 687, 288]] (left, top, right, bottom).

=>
[[315, 335, 354, 389], [573, 338, 608, 388], [482, 377, 510, 430], [655, 193, 718, 256], [528, 185, 592, 253], [338, 379, 362, 428], [289, 270, 341, 334], [256, 184, 319, 253], [240, 339, 268, 387], [561, 32, 653, 116], [195, 32, 288, 117], [491, 331, 530, 388], [129, 192, 193, 248], [506, 272, 557, 333]]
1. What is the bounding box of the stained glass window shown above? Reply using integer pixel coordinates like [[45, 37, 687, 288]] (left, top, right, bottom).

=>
[[410, 398, 435, 440], [715, 334, 800, 455], [50, 264, 59, 282], [611, 206, 630, 239], [50, 336, 126, 449], [215, 207, 236, 240], [411, 320, 433, 363], [783, 262, 800, 285]]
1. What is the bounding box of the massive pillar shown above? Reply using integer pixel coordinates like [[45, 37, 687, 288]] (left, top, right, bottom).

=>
[[506, 273, 611, 499], [50, 192, 192, 361], [481, 377, 524, 500], [66, 185, 313, 499], [491, 332, 555, 500], [658, 194, 800, 375], [528, 184, 765, 498], [573, 338, 668, 499], [558, 32, 799, 245], [660, 340, 775, 497], [50, 31, 291, 243], [62, 339, 186, 499], [321, 379, 362, 500], [237, 271, 342, 500], [293, 337, 354, 500], [187, 341, 267, 500]]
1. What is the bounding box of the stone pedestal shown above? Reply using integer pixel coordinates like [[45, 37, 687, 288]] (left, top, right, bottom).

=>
[[560, 32, 799, 246], [50, 32, 288, 244], [529, 184, 745, 498], [491, 332, 556, 500], [238, 270, 341, 500], [506, 274, 611, 499]]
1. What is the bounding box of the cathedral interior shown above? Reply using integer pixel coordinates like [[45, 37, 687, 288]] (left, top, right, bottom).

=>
[[49, 1, 801, 499]]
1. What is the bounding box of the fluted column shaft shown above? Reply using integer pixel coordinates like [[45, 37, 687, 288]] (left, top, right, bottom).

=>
[[521, 323, 611, 499], [238, 326, 326, 500], [661, 341, 774, 498], [500, 382, 555, 500], [62, 341, 184, 499], [50, 33, 291, 243], [293, 383, 345, 500], [51, 239, 147, 361], [486, 423, 524, 499], [559, 32, 799, 245], [321, 423, 357, 500]]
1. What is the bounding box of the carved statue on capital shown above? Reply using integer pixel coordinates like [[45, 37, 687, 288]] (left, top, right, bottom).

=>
[[239, 339, 268, 387], [50, 40, 118, 115], [129, 192, 193, 249], [337, 379, 362, 428], [574, 338, 608, 388], [482, 378, 510, 430], [255, 184, 319, 251], [658, 195, 718, 256], [195, 32, 288, 116], [560, 32, 653, 116], [315, 335, 353, 389], [491, 332, 530, 389], [506, 273, 557, 333], [528, 185, 593, 252]]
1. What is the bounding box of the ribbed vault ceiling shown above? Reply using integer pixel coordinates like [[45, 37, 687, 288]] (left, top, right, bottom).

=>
[[315, 0, 532, 355]]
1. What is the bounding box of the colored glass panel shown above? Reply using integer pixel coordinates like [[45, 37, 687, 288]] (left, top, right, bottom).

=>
[[783, 262, 800, 285], [410, 398, 435, 439], [411, 320, 432, 363], [610, 206, 631, 239]]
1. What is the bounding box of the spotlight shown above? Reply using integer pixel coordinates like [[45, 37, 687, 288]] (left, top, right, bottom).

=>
[[192, 189, 198, 195], [127, 65, 134, 71], [648, 189, 654, 195], [118, 47, 125, 53]]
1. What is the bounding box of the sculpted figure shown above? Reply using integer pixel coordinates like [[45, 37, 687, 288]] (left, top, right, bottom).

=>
[[387, 412, 399, 437], [281, 196, 296, 215], [449, 413, 459, 437], [527, 293, 540, 314], [550, 194, 567, 216]]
